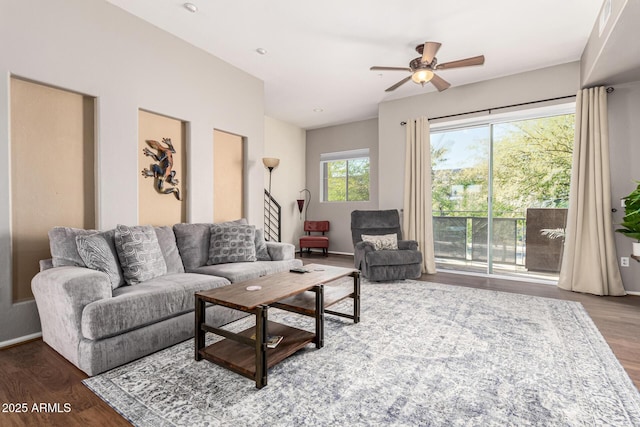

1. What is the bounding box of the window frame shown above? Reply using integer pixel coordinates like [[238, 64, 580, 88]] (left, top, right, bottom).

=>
[[320, 148, 370, 203], [429, 102, 575, 133]]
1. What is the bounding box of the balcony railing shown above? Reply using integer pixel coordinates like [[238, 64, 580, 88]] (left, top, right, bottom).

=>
[[432, 208, 567, 273]]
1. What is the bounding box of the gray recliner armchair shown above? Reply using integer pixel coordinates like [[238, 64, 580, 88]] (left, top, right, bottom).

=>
[[351, 209, 423, 281]]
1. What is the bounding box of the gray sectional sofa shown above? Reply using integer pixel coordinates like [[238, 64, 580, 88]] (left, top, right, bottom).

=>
[[31, 221, 302, 376]]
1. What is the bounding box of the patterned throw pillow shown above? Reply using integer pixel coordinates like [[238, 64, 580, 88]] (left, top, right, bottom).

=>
[[361, 233, 399, 250], [76, 230, 125, 290], [254, 228, 271, 261], [115, 224, 167, 285], [208, 224, 257, 264], [173, 219, 248, 269]]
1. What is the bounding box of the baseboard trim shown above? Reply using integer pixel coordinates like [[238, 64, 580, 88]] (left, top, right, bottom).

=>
[[0, 332, 42, 349], [328, 251, 354, 256], [627, 291, 640, 296]]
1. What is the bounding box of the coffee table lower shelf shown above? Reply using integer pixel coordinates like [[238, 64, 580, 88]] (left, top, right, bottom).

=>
[[198, 320, 315, 381]]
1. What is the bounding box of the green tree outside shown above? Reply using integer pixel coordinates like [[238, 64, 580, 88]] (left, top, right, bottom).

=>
[[493, 115, 574, 216], [325, 158, 370, 202]]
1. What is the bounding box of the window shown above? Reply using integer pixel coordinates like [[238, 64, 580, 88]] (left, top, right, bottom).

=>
[[321, 149, 370, 202]]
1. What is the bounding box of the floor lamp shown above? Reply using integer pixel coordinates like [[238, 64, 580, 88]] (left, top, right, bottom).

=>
[[262, 157, 280, 196]]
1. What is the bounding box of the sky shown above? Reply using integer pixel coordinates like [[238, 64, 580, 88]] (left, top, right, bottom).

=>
[[430, 122, 520, 171], [431, 126, 489, 170]]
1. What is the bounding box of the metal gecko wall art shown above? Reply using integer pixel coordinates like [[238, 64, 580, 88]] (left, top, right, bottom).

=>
[[141, 137, 181, 200]]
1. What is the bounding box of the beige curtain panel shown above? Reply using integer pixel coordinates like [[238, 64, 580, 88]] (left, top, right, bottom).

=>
[[403, 116, 436, 274], [558, 87, 625, 296]]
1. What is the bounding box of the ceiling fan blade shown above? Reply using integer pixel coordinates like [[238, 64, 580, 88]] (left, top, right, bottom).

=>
[[430, 73, 451, 92], [436, 55, 485, 70], [370, 66, 412, 72], [421, 42, 442, 64], [385, 76, 412, 92]]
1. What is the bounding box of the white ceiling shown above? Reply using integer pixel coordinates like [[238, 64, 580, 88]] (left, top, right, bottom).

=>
[[104, 0, 603, 130]]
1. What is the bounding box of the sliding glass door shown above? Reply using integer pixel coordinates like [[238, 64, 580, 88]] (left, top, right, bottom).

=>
[[432, 126, 490, 273], [431, 111, 574, 280]]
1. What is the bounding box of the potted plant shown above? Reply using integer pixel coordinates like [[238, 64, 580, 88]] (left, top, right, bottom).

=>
[[616, 181, 640, 256]]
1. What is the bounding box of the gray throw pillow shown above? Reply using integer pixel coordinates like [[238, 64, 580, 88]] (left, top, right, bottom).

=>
[[174, 219, 248, 269], [255, 229, 271, 261], [154, 226, 185, 274], [115, 224, 167, 285], [208, 224, 257, 264], [49, 226, 98, 267], [76, 230, 125, 290]]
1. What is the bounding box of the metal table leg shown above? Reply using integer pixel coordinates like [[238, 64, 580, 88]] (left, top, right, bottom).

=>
[[255, 305, 268, 388], [194, 295, 205, 360], [314, 284, 324, 348], [353, 271, 361, 324]]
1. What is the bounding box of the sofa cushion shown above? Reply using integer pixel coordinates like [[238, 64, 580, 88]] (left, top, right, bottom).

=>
[[81, 273, 230, 340], [300, 236, 329, 246], [366, 249, 422, 267], [174, 219, 247, 269], [266, 242, 296, 261], [76, 230, 125, 290], [255, 229, 271, 261], [208, 223, 256, 265], [49, 226, 98, 267], [115, 224, 167, 285], [191, 259, 303, 283], [361, 233, 398, 250], [154, 226, 185, 274]]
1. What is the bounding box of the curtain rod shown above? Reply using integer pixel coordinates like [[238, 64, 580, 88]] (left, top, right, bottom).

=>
[[399, 87, 615, 126]]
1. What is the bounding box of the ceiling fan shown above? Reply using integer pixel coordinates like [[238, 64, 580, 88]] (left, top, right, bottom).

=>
[[370, 41, 485, 92]]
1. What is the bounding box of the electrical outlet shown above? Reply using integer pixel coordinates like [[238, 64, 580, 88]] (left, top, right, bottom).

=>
[[621, 257, 630, 267]]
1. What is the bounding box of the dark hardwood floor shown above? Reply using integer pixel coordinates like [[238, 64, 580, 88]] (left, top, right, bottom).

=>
[[1, 253, 639, 426]]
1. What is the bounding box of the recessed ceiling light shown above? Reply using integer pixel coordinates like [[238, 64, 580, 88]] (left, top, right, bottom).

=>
[[313, 108, 324, 113], [256, 48, 267, 55], [183, 3, 198, 13]]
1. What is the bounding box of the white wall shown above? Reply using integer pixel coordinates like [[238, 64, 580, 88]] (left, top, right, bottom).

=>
[[378, 62, 581, 211], [264, 116, 306, 245], [581, 0, 640, 87], [306, 118, 379, 253], [0, 0, 265, 343], [608, 80, 640, 293]]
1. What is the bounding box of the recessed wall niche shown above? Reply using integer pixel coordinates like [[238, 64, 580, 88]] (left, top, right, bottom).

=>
[[138, 110, 187, 225], [10, 77, 95, 302], [213, 129, 244, 222]]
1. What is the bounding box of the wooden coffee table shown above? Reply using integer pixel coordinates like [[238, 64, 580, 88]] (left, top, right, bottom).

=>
[[272, 264, 361, 328], [194, 264, 359, 388]]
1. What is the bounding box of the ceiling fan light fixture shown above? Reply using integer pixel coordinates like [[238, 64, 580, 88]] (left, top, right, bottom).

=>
[[411, 69, 434, 86], [371, 41, 482, 92]]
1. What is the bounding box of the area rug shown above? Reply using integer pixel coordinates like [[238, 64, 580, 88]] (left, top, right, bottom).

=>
[[83, 280, 640, 426]]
